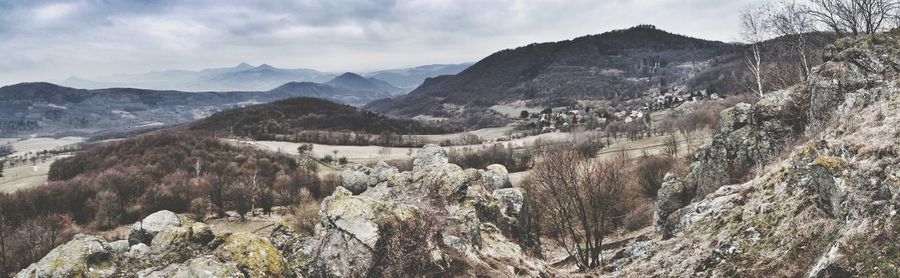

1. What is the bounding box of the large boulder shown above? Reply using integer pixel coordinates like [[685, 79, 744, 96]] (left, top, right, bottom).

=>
[[214, 232, 286, 277], [481, 164, 511, 190], [129, 210, 182, 245], [340, 162, 401, 195], [149, 222, 214, 263], [15, 234, 116, 278], [413, 144, 449, 172]]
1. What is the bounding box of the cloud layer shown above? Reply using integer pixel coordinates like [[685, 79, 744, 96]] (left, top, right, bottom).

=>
[[0, 0, 755, 85]]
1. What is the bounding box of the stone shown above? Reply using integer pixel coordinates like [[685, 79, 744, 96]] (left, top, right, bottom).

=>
[[492, 187, 525, 218], [340, 165, 375, 194], [481, 164, 511, 190], [214, 232, 286, 278], [190, 222, 215, 244], [15, 234, 116, 278], [142, 255, 244, 278], [110, 240, 130, 254], [127, 243, 150, 259], [129, 210, 182, 245], [654, 173, 688, 237], [413, 144, 448, 171]]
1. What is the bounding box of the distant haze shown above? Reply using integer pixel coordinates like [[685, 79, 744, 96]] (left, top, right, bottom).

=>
[[0, 0, 756, 86]]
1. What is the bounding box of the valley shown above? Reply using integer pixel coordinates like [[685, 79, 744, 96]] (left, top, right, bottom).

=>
[[3, 0, 900, 275]]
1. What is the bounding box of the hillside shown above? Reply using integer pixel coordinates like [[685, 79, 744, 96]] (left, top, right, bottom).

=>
[[602, 29, 900, 276], [325, 72, 402, 96], [366, 25, 737, 118], [0, 82, 391, 137], [189, 97, 454, 140], [1, 133, 321, 274], [366, 63, 473, 91]]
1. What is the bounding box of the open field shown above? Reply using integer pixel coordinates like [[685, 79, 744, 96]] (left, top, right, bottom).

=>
[[1, 136, 85, 157], [0, 137, 85, 193], [227, 130, 572, 164], [0, 157, 62, 193]]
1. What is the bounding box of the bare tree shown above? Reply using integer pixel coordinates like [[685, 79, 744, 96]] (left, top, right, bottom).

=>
[[768, 0, 817, 78], [741, 4, 772, 96], [530, 149, 629, 270], [807, 0, 900, 35]]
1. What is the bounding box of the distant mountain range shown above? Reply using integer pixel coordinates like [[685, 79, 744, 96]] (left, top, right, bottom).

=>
[[365, 63, 474, 91], [0, 77, 398, 137], [57, 63, 472, 93]]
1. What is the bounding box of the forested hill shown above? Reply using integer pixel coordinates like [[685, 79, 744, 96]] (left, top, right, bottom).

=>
[[189, 97, 455, 140], [365, 25, 737, 118]]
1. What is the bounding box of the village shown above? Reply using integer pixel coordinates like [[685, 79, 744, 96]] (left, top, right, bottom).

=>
[[517, 87, 721, 135]]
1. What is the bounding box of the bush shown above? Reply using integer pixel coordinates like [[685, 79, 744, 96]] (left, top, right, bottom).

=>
[[290, 191, 320, 236], [448, 144, 532, 172], [623, 199, 655, 231], [634, 155, 676, 198]]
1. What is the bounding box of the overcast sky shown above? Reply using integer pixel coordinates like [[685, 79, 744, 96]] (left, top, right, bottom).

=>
[[0, 0, 756, 86]]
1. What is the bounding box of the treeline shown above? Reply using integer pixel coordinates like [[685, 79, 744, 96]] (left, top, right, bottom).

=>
[[190, 97, 458, 142], [250, 131, 433, 148], [0, 133, 330, 275]]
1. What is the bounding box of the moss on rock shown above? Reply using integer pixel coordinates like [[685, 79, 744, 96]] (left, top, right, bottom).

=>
[[214, 232, 285, 277]]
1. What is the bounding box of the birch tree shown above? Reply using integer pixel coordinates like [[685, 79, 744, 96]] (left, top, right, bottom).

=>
[[769, 0, 817, 78], [741, 5, 772, 96]]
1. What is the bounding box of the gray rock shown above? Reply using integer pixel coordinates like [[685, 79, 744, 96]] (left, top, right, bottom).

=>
[[141, 255, 244, 278], [413, 144, 448, 171], [129, 210, 182, 245], [492, 187, 525, 218], [654, 173, 688, 237], [340, 165, 375, 195], [128, 243, 150, 259], [110, 239, 130, 254], [15, 234, 116, 278], [481, 164, 511, 190]]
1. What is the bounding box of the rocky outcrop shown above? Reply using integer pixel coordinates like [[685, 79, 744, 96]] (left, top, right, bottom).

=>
[[287, 144, 551, 277], [18, 145, 549, 277], [128, 210, 182, 245], [617, 29, 900, 276], [653, 76, 808, 235], [684, 88, 803, 201], [15, 234, 117, 278], [653, 173, 688, 237]]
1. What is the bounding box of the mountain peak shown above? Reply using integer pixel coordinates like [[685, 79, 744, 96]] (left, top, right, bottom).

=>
[[336, 72, 365, 79], [257, 64, 275, 69], [234, 62, 253, 69]]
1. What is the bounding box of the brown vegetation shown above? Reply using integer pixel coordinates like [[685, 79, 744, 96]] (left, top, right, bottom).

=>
[[528, 150, 631, 269], [0, 133, 325, 275], [447, 143, 533, 172]]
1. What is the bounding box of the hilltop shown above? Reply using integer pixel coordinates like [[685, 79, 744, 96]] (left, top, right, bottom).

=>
[[366, 26, 736, 118], [189, 97, 454, 141]]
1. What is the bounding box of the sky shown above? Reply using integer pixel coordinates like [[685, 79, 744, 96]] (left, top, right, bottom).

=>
[[0, 0, 756, 86]]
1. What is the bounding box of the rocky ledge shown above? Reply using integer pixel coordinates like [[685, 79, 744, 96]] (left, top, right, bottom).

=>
[[617, 29, 900, 276]]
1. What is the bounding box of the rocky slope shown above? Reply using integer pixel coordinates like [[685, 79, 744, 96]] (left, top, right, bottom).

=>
[[611, 29, 900, 276], [16, 145, 550, 277]]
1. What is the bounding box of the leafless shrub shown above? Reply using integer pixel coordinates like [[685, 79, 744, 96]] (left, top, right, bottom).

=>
[[530, 149, 630, 270]]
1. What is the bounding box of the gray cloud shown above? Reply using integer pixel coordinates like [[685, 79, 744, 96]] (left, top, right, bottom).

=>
[[0, 0, 756, 85]]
